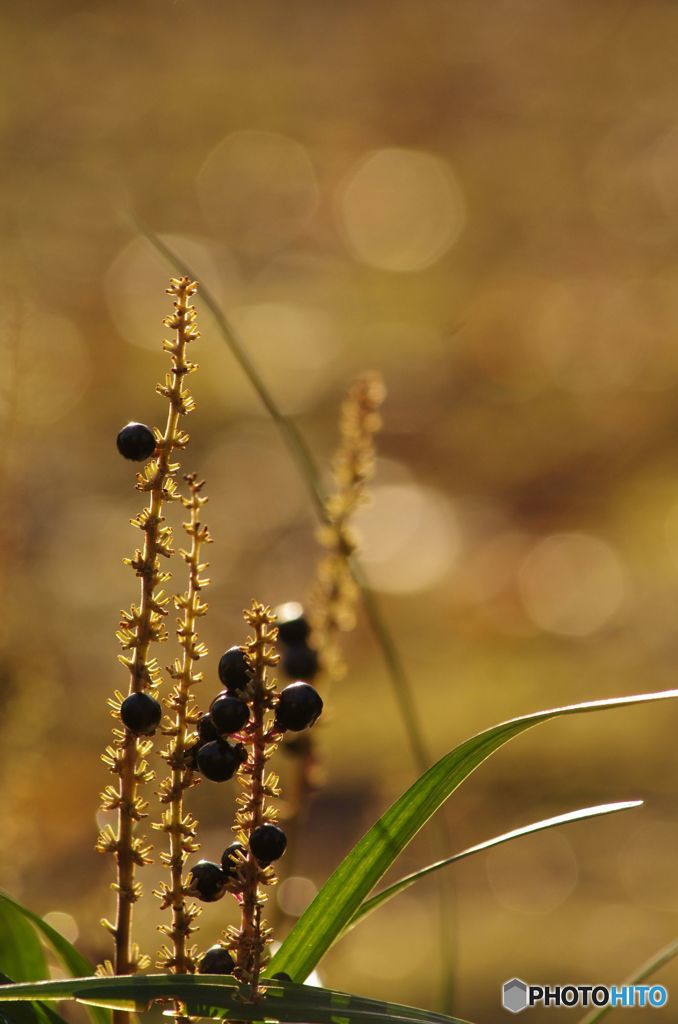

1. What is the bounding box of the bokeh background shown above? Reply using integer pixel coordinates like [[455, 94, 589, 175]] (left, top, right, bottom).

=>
[[3, 1, 678, 1020]]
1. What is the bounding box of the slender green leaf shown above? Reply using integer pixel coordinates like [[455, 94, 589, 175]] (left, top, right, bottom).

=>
[[0, 895, 94, 980], [579, 938, 678, 1024], [0, 974, 68, 1024], [0, 901, 47, 983], [265, 688, 678, 981], [0, 895, 110, 1024], [0, 975, 474, 1024], [348, 800, 643, 933]]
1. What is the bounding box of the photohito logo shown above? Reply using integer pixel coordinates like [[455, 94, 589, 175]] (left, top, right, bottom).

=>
[[501, 978, 668, 1013]]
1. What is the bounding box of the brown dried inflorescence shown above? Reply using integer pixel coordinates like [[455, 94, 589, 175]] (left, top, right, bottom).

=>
[[218, 601, 282, 996], [97, 278, 200, 977], [311, 371, 386, 684], [154, 473, 212, 974]]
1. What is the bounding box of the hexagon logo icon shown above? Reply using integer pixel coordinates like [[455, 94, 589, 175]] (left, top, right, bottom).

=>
[[503, 978, 528, 1014]]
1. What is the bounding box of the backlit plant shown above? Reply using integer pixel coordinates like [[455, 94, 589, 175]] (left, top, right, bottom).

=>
[[1, 271, 677, 1024]]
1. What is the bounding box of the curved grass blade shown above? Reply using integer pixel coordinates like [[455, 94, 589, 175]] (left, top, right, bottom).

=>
[[0, 897, 48, 984], [0, 895, 110, 1024], [346, 800, 643, 934], [0, 974, 68, 1024], [264, 688, 678, 981], [579, 938, 678, 1024], [0, 900, 74, 1024], [0, 975, 474, 1024]]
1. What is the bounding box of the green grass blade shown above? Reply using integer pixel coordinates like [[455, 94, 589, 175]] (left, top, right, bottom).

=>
[[0, 973, 69, 1024], [347, 800, 642, 933], [0, 895, 110, 1024], [265, 688, 678, 981], [0, 899, 48, 983], [0, 975, 474, 1024], [578, 939, 678, 1024]]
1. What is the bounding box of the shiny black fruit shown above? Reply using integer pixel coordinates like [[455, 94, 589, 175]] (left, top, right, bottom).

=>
[[116, 422, 156, 462]]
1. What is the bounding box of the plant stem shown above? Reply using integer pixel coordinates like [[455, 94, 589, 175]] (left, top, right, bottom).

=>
[[237, 671, 266, 988], [230, 602, 280, 997], [99, 278, 199, 998], [134, 228, 457, 1011], [156, 475, 209, 974], [133, 224, 429, 770]]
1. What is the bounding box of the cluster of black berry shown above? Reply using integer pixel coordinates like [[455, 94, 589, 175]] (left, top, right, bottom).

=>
[[276, 602, 319, 683], [189, 647, 252, 783], [185, 634, 323, 974], [191, 642, 324, 785], [188, 824, 287, 901]]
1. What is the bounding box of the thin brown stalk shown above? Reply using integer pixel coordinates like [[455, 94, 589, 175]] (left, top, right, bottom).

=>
[[278, 374, 384, 890], [223, 601, 281, 998], [310, 371, 385, 684], [97, 278, 200, 991], [154, 474, 211, 974]]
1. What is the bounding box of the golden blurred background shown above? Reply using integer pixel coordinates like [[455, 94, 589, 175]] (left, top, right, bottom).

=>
[[3, 1, 678, 1019]]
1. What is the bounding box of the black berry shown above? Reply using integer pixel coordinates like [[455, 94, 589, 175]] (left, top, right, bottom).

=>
[[116, 422, 156, 462], [275, 602, 311, 646], [249, 823, 287, 865], [210, 692, 250, 734], [197, 740, 247, 782], [197, 712, 220, 745], [120, 692, 162, 735], [218, 647, 251, 692], [187, 861, 227, 902], [199, 944, 235, 975], [282, 643, 319, 682], [220, 841, 246, 881], [275, 683, 323, 732], [272, 973, 291, 982]]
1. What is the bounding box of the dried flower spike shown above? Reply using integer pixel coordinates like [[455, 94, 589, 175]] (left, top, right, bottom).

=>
[[217, 601, 283, 996], [97, 277, 200, 979], [310, 371, 385, 684], [274, 375, 384, 902], [154, 473, 211, 974]]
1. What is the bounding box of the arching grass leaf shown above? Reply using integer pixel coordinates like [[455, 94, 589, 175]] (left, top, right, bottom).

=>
[[0, 897, 48, 984], [0, 895, 109, 1024], [346, 800, 643, 934], [0, 974, 474, 1024], [265, 688, 678, 981], [0, 974, 68, 1024], [579, 938, 678, 1024]]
